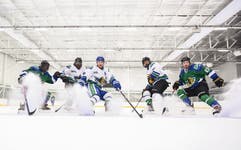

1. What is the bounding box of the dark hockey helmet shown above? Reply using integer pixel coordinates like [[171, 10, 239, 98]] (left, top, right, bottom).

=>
[[96, 56, 105, 62], [40, 60, 50, 72], [142, 57, 151, 68], [75, 57, 82, 63], [40, 60, 50, 67], [74, 57, 82, 69], [181, 56, 191, 63]]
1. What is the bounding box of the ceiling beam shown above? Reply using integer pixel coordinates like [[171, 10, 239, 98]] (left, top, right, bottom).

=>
[[0, 25, 241, 29], [161, 0, 241, 66], [0, 17, 61, 69], [1, 47, 240, 51], [0, 0, 62, 69]]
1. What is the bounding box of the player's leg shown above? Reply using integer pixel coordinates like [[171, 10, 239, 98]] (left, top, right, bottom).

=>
[[18, 86, 26, 112], [101, 91, 113, 112], [196, 81, 222, 114], [177, 88, 193, 107], [87, 83, 101, 108], [177, 87, 195, 114], [18, 86, 26, 111], [151, 79, 169, 114], [41, 91, 51, 110], [142, 87, 154, 111]]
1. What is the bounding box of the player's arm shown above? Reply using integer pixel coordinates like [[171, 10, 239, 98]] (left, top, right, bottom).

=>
[[201, 65, 224, 87], [18, 70, 28, 84], [78, 67, 92, 86], [107, 70, 121, 90], [172, 73, 184, 90], [142, 84, 152, 94], [149, 63, 160, 79], [52, 66, 67, 81], [148, 63, 168, 85], [52, 71, 61, 81], [147, 64, 158, 85], [53, 66, 75, 84], [43, 72, 55, 84], [18, 66, 37, 84]]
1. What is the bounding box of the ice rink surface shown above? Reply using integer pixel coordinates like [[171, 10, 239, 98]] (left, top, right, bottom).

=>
[[0, 103, 241, 150], [1, 77, 241, 150]]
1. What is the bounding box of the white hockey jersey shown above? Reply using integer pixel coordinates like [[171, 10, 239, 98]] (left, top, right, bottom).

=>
[[83, 66, 116, 87], [147, 62, 168, 83], [61, 64, 85, 80]]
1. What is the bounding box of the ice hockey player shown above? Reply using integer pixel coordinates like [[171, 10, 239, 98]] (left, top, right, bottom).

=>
[[18, 60, 59, 113], [141, 57, 169, 113], [80, 56, 121, 112], [53, 57, 85, 110], [172, 56, 224, 115], [54, 57, 85, 85]]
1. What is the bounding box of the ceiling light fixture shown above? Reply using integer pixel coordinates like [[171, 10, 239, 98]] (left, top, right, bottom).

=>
[[217, 49, 229, 52]]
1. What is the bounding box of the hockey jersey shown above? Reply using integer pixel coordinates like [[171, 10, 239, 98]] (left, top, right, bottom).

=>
[[19, 66, 55, 84], [82, 66, 117, 88], [61, 65, 85, 81], [178, 63, 219, 89], [146, 62, 168, 85]]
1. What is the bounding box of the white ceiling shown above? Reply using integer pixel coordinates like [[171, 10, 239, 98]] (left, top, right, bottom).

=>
[[0, 0, 234, 68]]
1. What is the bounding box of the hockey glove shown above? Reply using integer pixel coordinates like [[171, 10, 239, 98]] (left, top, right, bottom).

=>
[[142, 85, 151, 95], [18, 77, 24, 84], [172, 81, 180, 90], [74, 75, 82, 80], [113, 80, 121, 90], [213, 77, 224, 87], [99, 77, 107, 85], [147, 77, 155, 85], [60, 76, 75, 84], [53, 71, 61, 80], [79, 79, 86, 86]]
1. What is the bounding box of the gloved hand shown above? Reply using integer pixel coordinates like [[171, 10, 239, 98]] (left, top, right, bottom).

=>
[[60, 75, 69, 82], [113, 80, 121, 90], [18, 77, 23, 84], [213, 77, 224, 87], [142, 85, 151, 95], [99, 77, 107, 85], [53, 71, 61, 80], [78, 76, 87, 86], [60, 76, 75, 84], [147, 77, 155, 85], [79, 79, 86, 86], [172, 81, 180, 90], [74, 75, 82, 80]]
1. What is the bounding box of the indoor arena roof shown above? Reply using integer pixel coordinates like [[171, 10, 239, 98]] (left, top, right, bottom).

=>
[[0, 0, 241, 68]]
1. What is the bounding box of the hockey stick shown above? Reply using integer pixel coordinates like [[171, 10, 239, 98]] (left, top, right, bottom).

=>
[[171, 90, 176, 95], [118, 90, 143, 118], [55, 103, 65, 112], [131, 96, 143, 112], [23, 87, 36, 115]]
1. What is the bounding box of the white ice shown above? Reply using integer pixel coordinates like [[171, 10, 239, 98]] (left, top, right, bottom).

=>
[[0, 99, 241, 150], [0, 112, 241, 150], [1, 77, 241, 150]]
